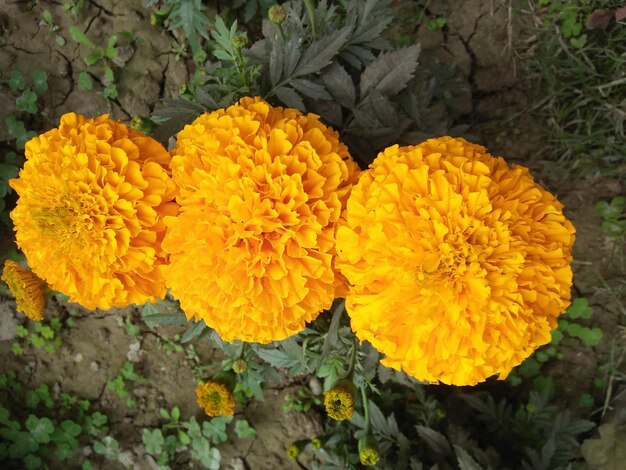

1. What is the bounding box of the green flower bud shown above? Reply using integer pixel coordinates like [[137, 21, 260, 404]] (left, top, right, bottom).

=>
[[130, 116, 155, 134], [231, 34, 248, 50], [358, 435, 379, 467], [232, 358, 248, 374], [268, 5, 286, 25]]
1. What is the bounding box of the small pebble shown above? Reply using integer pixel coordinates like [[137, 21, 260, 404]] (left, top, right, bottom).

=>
[[90, 361, 100, 371], [73, 353, 83, 363]]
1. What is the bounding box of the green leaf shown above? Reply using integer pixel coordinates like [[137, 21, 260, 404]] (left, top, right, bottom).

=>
[[202, 416, 232, 444], [567, 298, 593, 319], [143, 428, 164, 455], [579, 327, 603, 347], [234, 419, 257, 439], [171, 406, 180, 421], [84, 52, 103, 66], [168, 0, 212, 53], [16, 90, 38, 114], [60, 420, 82, 437], [43, 10, 53, 24], [255, 348, 300, 369], [24, 454, 42, 470], [77, 72, 93, 90], [178, 430, 191, 445], [93, 436, 119, 460], [321, 63, 356, 108], [25, 416, 54, 444], [8, 70, 25, 93], [294, 28, 351, 77], [290, 78, 332, 100], [551, 329, 564, 345], [69, 26, 94, 47], [31, 70, 48, 96], [181, 320, 206, 343], [275, 86, 305, 111], [142, 312, 189, 328], [454, 445, 484, 470], [200, 447, 221, 470], [5, 116, 36, 149], [360, 44, 421, 97]]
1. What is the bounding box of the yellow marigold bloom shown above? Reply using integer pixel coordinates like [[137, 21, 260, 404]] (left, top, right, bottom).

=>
[[163, 97, 359, 343], [10, 113, 177, 310], [336, 137, 575, 386], [1, 260, 46, 321], [195, 381, 235, 417], [324, 382, 355, 421]]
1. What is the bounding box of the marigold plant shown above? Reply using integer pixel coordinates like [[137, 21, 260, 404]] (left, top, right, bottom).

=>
[[163, 97, 359, 343], [195, 381, 235, 417], [10, 113, 177, 310], [1, 260, 46, 321], [336, 136, 575, 386]]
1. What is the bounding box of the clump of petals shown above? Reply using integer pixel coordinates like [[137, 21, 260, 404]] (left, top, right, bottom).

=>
[[336, 137, 575, 385], [195, 381, 235, 417], [2, 260, 46, 321], [163, 97, 359, 343], [10, 113, 177, 310]]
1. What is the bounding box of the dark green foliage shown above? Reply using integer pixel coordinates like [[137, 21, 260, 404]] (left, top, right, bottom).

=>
[[150, 0, 465, 164]]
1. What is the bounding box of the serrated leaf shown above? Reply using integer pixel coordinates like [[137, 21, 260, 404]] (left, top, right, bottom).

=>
[[142, 313, 189, 328], [368, 90, 397, 123], [283, 37, 302, 78], [181, 320, 206, 343], [416, 425, 452, 457], [321, 63, 355, 108], [360, 44, 420, 97], [269, 39, 284, 87], [255, 348, 300, 369], [275, 86, 305, 111], [368, 400, 389, 436], [454, 445, 484, 470], [290, 78, 332, 100], [295, 27, 351, 77]]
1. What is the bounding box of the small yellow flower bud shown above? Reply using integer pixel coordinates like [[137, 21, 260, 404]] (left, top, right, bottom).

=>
[[358, 435, 380, 466], [268, 5, 286, 25], [231, 34, 248, 50], [287, 440, 307, 459], [130, 116, 155, 134], [232, 359, 248, 374], [310, 436, 323, 449]]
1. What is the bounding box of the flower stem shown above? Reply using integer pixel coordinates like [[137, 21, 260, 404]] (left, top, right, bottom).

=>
[[303, 0, 316, 38], [361, 385, 371, 435]]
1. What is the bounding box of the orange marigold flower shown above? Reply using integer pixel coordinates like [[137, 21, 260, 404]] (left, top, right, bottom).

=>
[[163, 97, 359, 343], [10, 113, 177, 310], [1, 260, 46, 321], [336, 137, 575, 386], [195, 381, 235, 417]]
